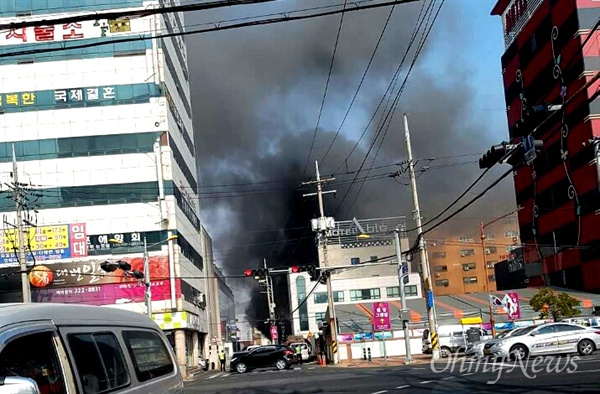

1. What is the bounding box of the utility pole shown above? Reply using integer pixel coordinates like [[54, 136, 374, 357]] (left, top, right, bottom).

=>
[[264, 258, 277, 343], [12, 143, 30, 303], [143, 236, 152, 317], [394, 227, 413, 364], [480, 221, 495, 337], [403, 114, 438, 359], [302, 160, 338, 364]]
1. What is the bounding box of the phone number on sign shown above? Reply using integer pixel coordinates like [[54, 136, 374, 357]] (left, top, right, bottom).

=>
[[54, 286, 101, 296]]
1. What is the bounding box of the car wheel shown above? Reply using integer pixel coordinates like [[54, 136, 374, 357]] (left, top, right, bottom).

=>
[[577, 339, 595, 356], [440, 346, 451, 358], [235, 363, 247, 373], [275, 359, 287, 370], [509, 344, 528, 361]]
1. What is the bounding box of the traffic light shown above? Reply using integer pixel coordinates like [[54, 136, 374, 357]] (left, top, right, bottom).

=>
[[288, 265, 321, 281], [243, 268, 268, 279], [511, 103, 561, 138], [401, 262, 409, 285], [100, 260, 132, 273], [479, 143, 509, 169]]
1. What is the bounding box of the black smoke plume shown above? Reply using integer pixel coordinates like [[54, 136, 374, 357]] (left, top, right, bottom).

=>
[[187, 1, 513, 336]]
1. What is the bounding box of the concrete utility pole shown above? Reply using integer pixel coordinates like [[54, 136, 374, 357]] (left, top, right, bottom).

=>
[[12, 143, 30, 303], [263, 258, 277, 343], [403, 114, 439, 359], [394, 227, 413, 364], [143, 236, 152, 317], [302, 160, 339, 364]]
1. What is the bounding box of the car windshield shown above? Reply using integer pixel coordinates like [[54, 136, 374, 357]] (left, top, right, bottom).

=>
[[511, 326, 538, 336]]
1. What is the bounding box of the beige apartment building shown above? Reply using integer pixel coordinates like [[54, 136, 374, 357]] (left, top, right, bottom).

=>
[[426, 218, 520, 296]]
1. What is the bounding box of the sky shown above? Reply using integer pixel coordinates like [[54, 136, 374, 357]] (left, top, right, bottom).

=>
[[184, 0, 516, 324]]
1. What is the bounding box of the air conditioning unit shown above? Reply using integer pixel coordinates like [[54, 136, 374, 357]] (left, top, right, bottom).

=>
[[435, 273, 441, 277], [463, 267, 470, 271]]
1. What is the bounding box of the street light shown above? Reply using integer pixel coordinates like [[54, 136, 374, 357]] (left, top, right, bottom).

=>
[[108, 234, 178, 317]]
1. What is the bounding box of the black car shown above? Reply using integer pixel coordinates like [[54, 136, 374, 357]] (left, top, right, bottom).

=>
[[230, 345, 297, 373]]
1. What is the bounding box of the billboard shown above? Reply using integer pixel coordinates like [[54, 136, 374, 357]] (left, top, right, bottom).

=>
[[0, 223, 87, 265], [325, 216, 406, 248], [0, 256, 179, 306]]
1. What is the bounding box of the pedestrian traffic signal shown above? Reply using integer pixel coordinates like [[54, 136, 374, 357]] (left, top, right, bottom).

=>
[[243, 268, 268, 279], [401, 262, 409, 285]]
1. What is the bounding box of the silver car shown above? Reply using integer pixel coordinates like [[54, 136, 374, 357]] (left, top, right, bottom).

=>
[[484, 322, 600, 360], [465, 328, 524, 358]]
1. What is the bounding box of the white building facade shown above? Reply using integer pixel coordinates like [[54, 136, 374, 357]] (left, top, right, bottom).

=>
[[288, 216, 422, 336], [0, 0, 206, 377]]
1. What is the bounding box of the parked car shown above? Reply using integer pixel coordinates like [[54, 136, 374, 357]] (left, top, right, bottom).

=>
[[289, 342, 311, 361], [465, 328, 525, 358], [0, 303, 184, 394], [423, 325, 492, 357], [230, 345, 297, 373], [484, 322, 600, 360]]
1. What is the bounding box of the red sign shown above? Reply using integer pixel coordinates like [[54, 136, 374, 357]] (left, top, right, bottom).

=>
[[270, 325, 278, 342], [373, 302, 391, 331]]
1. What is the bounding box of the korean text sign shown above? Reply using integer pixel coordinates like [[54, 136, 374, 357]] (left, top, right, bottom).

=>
[[373, 302, 392, 331]]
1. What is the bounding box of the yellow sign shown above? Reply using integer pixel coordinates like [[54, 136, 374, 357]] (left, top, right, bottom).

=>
[[1, 225, 69, 252], [307, 331, 313, 339], [109, 19, 131, 33], [460, 317, 483, 325]]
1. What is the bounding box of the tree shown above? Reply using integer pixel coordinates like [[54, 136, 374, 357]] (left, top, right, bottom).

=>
[[529, 287, 581, 321]]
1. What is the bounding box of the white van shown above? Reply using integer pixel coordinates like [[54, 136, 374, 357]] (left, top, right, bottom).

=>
[[289, 342, 311, 361], [0, 303, 184, 394], [423, 325, 492, 357]]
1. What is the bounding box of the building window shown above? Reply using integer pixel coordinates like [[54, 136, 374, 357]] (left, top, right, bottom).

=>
[[350, 257, 360, 265], [387, 287, 400, 298], [459, 235, 474, 243], [462, 262, 476, 271], [435, 279, 449, 287], [488, 275, 496, 282], [314, 292, 328, 304], [405, 285, 418, 297], [530, 32, 538, 53], [315, 312, 326, 324], [370, 256, 378, 263], [485, 246, 497, 254], [432, 252, 446, 259], [486, 233, 495, 240], [296, 277, 309, 331], [334, 291, 344, 303], [434, 265, 448, 272], [504, 231, 519, 238], [487, 261, 496, 269], [460, 249, 475, 257], [349, 288, 381, 301], [463, 277, 478, 284], [506, 245, 518, 252]]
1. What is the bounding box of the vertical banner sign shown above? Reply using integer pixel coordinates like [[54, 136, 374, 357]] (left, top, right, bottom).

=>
[[270, 325, 278, 343], [504, 292, 521, 320], [373, 302, 391, 331]]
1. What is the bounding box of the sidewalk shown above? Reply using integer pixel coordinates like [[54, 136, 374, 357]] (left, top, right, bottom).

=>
[[329, 354, 432, 368]]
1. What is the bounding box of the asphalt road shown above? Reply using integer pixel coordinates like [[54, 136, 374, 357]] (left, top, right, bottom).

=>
[[184, 355, 600, 393]]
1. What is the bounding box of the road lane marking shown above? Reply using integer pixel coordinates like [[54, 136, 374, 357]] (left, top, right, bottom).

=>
[[442, 376, 455, 380], [294, 367, 301, 370], [396, 385, 410, 389], [414, 367, 425, 369], [572, 368, 600, 374], [308, 367, 316, 370], [370, 391, 388, 394], [420, 380, 433, 384], [221, 373, 231, 378], [206, 373, 222, 380], [462, 373, 475, 376]]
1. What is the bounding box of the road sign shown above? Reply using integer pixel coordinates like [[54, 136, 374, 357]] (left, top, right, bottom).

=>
[[270, 325, 278, 342], [523, 134, 536, 165], [373, 302, 391, 330]]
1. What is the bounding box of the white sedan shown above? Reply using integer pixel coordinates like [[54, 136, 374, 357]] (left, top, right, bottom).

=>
[[484, 322, 600, 360]]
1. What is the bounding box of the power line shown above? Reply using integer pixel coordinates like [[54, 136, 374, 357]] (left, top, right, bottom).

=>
[[320, 1, 398, 167], [301, 0, 349, 179], [0, 0, 420, 60], [0, 0, 280, 31]]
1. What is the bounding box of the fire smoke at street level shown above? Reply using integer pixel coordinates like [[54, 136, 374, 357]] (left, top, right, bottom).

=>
[[430, 353, 580, 384]]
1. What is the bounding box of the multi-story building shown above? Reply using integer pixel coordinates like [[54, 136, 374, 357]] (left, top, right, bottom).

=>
[[289, 216, 422, 336], [427, 219, 521, 295], [491, 0, 600, 292], [0, 0, 207, 377]]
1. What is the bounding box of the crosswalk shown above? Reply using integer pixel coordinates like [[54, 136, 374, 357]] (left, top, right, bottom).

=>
[[201, 366, 303, 380]]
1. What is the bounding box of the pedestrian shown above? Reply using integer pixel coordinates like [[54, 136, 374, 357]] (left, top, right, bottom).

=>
[[219, 350, 226, 371], [295, 345, 302, 364]]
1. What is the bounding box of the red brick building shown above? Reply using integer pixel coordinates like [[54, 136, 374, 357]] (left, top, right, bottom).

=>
[[491, 0, 599, 292]]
